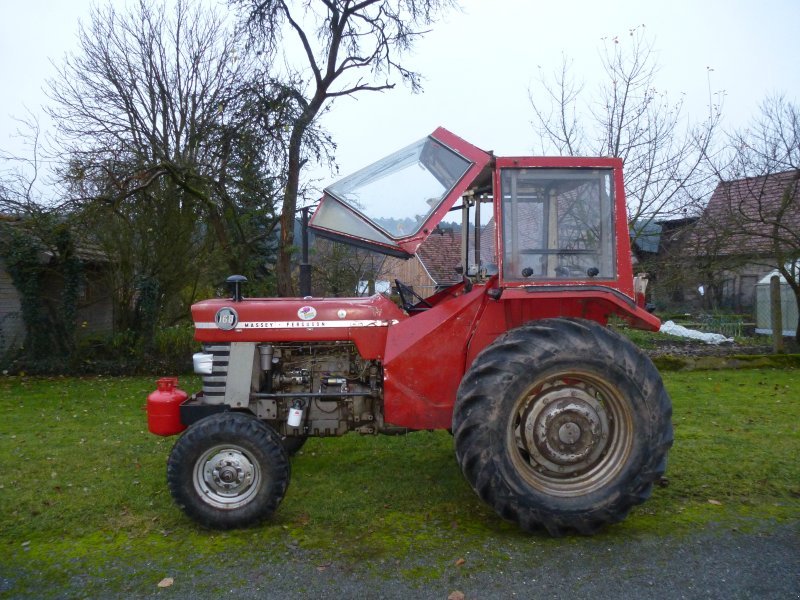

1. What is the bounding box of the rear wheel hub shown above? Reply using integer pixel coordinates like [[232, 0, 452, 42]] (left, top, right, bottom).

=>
[[520, 386, 610, 476]]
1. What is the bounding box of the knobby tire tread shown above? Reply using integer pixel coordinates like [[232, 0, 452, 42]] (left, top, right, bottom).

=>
[[167, 412, 290, 530], [453, 318, 673, 536]]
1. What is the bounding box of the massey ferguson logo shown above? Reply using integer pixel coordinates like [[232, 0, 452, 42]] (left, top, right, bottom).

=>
[[214, 307, 239, 330]]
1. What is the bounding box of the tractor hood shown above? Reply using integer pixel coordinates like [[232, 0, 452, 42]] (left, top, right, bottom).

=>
[[309, 127, 492, 258]]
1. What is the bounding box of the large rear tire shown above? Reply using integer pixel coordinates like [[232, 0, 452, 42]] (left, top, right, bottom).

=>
[[453, 318, 672, 535], [167, 412, 290, 529]]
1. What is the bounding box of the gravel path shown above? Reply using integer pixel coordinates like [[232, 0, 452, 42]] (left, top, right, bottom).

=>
[[159, 525, 800, 599], [6, 522, 796, 599]]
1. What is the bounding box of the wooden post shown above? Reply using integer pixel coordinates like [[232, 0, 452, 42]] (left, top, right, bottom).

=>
[[299, 207, 311, 297], [770, 275, 784, 354], [461, 196, 471, 275]]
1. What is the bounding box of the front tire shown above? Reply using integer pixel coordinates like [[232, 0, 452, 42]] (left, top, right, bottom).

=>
[[453, 318, 672, 535], [167, 412, 290, 529]]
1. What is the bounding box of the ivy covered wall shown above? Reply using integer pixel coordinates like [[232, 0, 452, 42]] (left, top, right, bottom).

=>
[[0, 222, 84, 361]]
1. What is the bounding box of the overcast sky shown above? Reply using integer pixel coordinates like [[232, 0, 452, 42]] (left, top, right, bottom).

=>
[[1, 0, 798, 199]]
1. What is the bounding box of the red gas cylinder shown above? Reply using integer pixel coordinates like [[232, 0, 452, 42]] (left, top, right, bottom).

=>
[[147, 377, 188, 436]]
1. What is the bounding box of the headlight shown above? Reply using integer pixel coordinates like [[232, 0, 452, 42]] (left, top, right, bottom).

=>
[[192, 352, 214, 375]]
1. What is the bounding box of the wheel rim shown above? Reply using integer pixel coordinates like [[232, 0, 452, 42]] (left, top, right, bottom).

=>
[[193, 445, 262, 510], [508, 369, 633, 497]]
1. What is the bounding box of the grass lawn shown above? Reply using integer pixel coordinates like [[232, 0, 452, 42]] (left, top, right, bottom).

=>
[[1, 368, 799, 596]]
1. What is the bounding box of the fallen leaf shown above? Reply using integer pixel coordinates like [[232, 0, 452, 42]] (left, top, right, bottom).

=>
[[157, 577, 174, 588], [708, 499, 722, 505], [448, 592, 465, 600], [454, 558, 466, 567], [316, 563, 331, 572]]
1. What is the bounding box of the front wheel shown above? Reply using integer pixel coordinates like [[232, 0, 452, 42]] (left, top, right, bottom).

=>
[[453, 318, 672, 535], [167, 412, 290, 529]]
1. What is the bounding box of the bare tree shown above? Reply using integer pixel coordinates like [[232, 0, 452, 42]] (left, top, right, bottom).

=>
[[49, 0, 296, 258], [0, 116, 51, 216], [530, 27, 722, 241], [311, 239, 389, 296], [704, 96, 800, 339], [233, 0, 459, 295], [0, 120, 86, 360], [45, 0, 294, 329]]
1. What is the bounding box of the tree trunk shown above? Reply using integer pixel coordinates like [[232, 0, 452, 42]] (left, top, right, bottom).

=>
[[275, 125, 306, 297], [275, 98, 324, 296]]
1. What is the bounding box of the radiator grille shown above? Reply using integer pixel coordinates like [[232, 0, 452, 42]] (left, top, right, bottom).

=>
[[202, 343, 230, 400]]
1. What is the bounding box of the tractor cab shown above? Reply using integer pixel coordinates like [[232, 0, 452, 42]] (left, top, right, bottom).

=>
[[309, 127, 642, 305]]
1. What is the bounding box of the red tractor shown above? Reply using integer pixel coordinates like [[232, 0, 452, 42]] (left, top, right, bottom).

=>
[[147, 128, 672, 535]]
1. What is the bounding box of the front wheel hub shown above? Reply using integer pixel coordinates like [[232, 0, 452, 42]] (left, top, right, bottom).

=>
[[521, 387, 610, 476], [194, 446, 261, 509]]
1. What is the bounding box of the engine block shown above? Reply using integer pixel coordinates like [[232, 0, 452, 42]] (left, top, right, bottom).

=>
[[197, 341, 384, 437]]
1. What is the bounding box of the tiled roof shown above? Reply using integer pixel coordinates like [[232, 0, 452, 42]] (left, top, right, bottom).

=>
[[691, 169, 800, 256], [0, 214, 108, 264], [416, 230, 463, 285], [416, 222, 499, 284], [480, 219, 497, 266]]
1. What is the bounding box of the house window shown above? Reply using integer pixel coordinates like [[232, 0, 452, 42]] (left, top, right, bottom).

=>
[[739, 275, 757, 309], [721, 278, 735, 308]]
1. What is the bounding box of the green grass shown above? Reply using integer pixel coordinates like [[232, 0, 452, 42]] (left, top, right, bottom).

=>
[[1, 370, 799, 595]]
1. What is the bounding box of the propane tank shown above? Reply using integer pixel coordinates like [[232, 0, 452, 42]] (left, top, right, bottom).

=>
[[147, 377, 188, 436], [287, 399, 304, 428]]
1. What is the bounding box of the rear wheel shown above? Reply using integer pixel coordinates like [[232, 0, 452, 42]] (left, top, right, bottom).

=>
[[453, 318, 672, 535], [167, 412, 290, 529]]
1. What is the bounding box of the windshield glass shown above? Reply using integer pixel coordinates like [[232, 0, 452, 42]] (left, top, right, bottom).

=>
[[500, 168, 616, 281], [324, 136, 472, 238]]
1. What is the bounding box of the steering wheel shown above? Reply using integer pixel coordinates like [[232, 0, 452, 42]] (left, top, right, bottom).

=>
[[395, 279, 433, 312]]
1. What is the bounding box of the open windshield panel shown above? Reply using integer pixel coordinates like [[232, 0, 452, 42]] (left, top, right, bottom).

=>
[[310, 127, 492, 257], [496, 158, 622, 286]]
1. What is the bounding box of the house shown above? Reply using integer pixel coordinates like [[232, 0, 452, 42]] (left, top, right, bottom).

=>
[[630, 217, 702, 308], [382, 229, 464, 297], [374, 220, 502, 300], [0, 217, 114, 354], [658, 169, 800, 313], [695, 169, 799, 311]]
